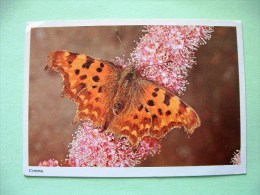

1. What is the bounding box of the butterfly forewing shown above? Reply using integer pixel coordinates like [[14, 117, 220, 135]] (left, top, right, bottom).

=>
[[48, 51, 119, 99], [47, 50, 121, 126], [141, 81, 201, 138]]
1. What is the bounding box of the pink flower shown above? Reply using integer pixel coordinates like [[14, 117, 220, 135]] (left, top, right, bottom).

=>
[[231, 150, 241, 165], [39, 159, 59, 167], [39, 121, 161, 167], [126, 25, 214, 94], [65, 121, 161, 167]]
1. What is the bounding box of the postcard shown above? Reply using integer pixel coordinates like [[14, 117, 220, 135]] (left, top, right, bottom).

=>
[[24, 20, 246, 177]]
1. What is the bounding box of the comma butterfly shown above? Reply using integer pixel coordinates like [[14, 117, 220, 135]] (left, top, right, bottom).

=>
[[46, 50, 200, 148]]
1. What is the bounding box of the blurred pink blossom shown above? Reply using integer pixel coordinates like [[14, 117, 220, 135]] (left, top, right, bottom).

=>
[[125, 25, 214, 94], [39, 159, 59, 167], [66, 121, 161, 167], [231, 150, 241, 165], [39, 121, 161, 167]]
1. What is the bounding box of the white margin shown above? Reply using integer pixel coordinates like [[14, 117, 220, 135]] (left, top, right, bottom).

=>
[[23, 19, 246, 177], [24, 23, 31, 176]]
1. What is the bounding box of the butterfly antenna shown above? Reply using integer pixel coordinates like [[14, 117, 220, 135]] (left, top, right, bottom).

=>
[[116, 29, 128, 57]]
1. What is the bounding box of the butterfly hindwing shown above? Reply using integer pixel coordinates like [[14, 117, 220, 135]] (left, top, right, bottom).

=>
[[47, 50, 121, 126], [108, 103, 152, 147]]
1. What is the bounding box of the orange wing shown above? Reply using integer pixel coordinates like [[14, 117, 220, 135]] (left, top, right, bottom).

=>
[[140, 81, 200, 137], [108, 102, 153, 146], [47, 50, 121, 126], [108, 78, 200, 148]]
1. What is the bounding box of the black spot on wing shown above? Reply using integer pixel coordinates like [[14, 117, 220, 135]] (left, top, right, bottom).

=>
[[67, 53, 77, 65], [166, 110, 172, 115], [98, 86, 102, 93], [152, 114, 157, 119], [163, 93, 171, 106], [158, 108, 163, 115], [79, 83, 86, 89], [75, 69, 80, 75], [82, 59, 94, 69], [92, 76, 100, 82], [96, 68, 102, 72], [152, 92, 158, 97], [147, 100, 155, 106], [80, 75, 87, 80]]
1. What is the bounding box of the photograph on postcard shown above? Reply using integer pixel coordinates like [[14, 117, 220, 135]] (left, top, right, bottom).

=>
[[24, 20, 245, 176]]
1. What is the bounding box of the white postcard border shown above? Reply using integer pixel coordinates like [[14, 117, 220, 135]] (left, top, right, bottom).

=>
[[24, 19, 246, 177]]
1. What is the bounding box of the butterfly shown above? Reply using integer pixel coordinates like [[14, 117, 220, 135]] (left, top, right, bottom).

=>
[[46, 50, 201, 148]]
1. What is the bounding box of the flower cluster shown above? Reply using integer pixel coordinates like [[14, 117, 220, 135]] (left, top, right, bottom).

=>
[[39, 120, 161, 167], [129, 25, 214, 94]]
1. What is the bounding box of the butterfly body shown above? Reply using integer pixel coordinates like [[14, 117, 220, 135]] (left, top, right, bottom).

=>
[[47, 50, 200, 148], [111, 67, 136, 115]]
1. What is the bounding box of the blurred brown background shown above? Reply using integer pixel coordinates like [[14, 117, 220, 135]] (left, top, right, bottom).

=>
[[29, 25, 240, 166]]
